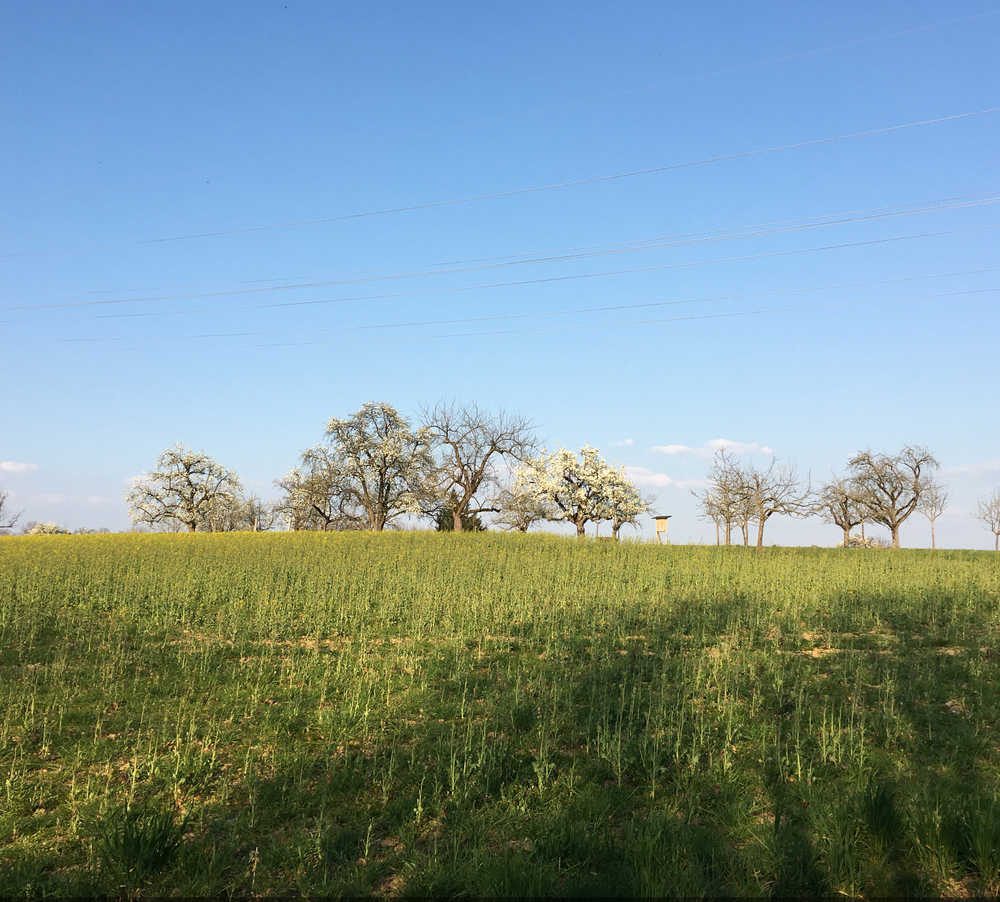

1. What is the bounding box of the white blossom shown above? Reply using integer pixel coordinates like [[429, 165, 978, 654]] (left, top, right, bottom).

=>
[[515, 445, 648, 537]]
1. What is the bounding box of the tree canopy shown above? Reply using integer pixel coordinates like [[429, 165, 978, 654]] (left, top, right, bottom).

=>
[[515, 445, 648, 537], [125, 443, 243, 533], [848, 445, 939, 549]]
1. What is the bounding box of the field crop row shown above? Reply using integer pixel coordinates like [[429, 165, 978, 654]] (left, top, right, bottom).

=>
[[1, 533, 1000, 896]]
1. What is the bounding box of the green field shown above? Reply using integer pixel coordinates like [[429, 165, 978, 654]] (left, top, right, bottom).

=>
[[2, 533, 1000, 897]]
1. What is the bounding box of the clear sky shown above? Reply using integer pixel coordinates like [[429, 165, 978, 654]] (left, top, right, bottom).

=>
[[1, 1, 998, 547]]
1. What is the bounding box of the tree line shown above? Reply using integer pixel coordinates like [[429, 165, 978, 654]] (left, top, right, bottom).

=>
[[696, 444, 1000, 552], [5, 402, 1000, 548], [121, 401, 652, 538]]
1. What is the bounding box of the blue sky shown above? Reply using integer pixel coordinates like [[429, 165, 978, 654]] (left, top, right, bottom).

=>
[[1, 1, 998, 547]]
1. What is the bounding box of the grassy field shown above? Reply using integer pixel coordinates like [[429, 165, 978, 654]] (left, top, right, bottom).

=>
[[2, 532, 1000, 897]]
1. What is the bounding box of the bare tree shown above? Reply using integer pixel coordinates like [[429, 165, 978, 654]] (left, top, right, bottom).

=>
[[423, 401, 537, 532], [693, 449, 742, 545], [734, 488, 756, 547], [974, 489, 1000, 551], [125, 444, 242, 533], [0, 487, 22, 534], [739, 457, 812, 554], [697, 490, 725, 545], [324, 402, 435, 531], [848, 445, 939, 549], [815, 475, 865, 548], [917, 478, 949, 550]]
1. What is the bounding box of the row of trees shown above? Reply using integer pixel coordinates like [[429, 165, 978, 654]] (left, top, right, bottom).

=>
[[11, 404, 999, 547], [694, 444, 1000, 551], [695, 452, 811, 552], [124, 401, 653, 537], [815, 447, 944, 550]]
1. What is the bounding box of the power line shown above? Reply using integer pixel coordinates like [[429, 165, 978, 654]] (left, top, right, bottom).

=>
[[72, 190, 1000, 297], [3, 108, 997, 260], [56, 9, 1000, 200], [13, 280, 997, 345], [5, 192, 996, 311], [5, 223, 996, 325], [108, 287, 999, 352]]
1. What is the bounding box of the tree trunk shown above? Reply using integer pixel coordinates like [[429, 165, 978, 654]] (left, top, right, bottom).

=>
[[576, 520, 587, 537], [931, 520, 936, 550], [453, 507, 463, 532], [187, 522, 197, 533], [843, 525, 851, 548], [891, 526, 900, 549], [756, 518, 765, 554], [724, 520, 731, 546], [995, 532, 998, 552]]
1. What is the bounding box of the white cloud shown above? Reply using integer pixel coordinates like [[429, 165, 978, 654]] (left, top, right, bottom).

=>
[[0, 461, 39, 474], [608, 438, 634, 447], [944, 460, 1000, 478], [625, 466, 705, 490], [651, 439, 773, 459]]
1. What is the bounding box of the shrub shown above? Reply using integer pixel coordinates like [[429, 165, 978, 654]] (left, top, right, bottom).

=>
[[25, 522, 70, 536], [838, 534, 889, 549]]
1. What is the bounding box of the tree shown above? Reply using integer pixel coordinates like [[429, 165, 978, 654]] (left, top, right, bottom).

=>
[[974, 489, 1000, 551], [697, 489, 726, 545], [848, 446, 939, 549], [275, 445, 364, 531], [739, 457, 811, 554], [0, 487, 21, 534], [515, 445, 624, 537], [600, 466, 654, 538], [815, 475, 865, 549], [693, 449, 742, 545], [323, 402, 434, 531], [125, 443, 242, 533], [733, 488, 756, 547], [917, 478, 949, 550], [203, 493, 277, 532], [423, 400, 537, 532], [492, 483, 553, 532], [434, 492, 486, 532], [25, 522, 70, 535]]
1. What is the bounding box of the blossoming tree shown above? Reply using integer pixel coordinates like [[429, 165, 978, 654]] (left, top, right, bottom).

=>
[[515, 445, 648, 537]]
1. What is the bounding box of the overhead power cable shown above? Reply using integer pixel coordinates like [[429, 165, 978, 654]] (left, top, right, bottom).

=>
[[108, 287, 999, 352], [4, 192, 996, 311], [5, 223, 996, 326], [67, 190, 1000, 297], [13, 280, 998, 346], [3, 107, 997, 260], [65, 9, 1000, 199]]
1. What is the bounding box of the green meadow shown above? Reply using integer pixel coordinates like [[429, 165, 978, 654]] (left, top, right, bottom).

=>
[[2, 532, 1000, 897]]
